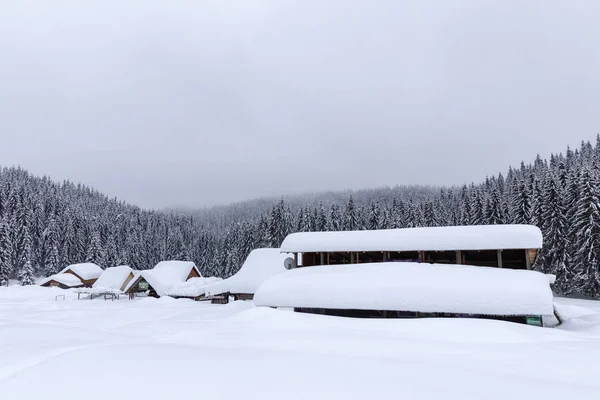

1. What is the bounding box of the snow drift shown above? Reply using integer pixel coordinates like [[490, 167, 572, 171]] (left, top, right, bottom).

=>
[[166, 277, 223, 298], [280, 225, 543, 253], [206, 248, 290, 296], [254, 262, 555, 316]]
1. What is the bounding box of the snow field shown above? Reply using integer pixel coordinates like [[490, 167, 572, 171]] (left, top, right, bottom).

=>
[[0, 285, 599, 400]]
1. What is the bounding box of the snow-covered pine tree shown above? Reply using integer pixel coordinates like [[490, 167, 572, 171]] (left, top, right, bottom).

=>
[[484, 187, 503, 225], [43, 218, 61, 276], [509, 178, 532, 224], [540, 174, 570, 291], [0, 219, 11, 285], [316, 201, 328, 232], [571, 168, 600, 298], [368, 201, 382, 230], [344, 196, 358, 231], [86, 229, 105, 267], [328, 204, 342, 231], [18, 227, 35, 285]]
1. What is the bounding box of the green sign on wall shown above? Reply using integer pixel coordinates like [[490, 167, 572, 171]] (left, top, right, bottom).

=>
[[526, 316, 542, 327], [139, 282, 149, 290]]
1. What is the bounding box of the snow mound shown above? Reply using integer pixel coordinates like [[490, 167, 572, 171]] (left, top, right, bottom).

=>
[[143, 261, 200, 297], [206, 248, 290, 296], [92, 265, 134, 292], [254, 262, 555, 316], [39, 273, 83, 288], [60, 263, 103, 281], [166, 277, 223, 297], [280, 225, 542, 253]]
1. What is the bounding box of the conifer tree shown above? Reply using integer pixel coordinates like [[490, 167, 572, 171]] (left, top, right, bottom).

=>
[[328, 204, 342, 231], [18, 228, 35, 285], [316, 202, 328, 232], [344, 196, 358, 231], [86, 229, 105, 267], [0, 220, 11, 286], [571, 169, 600, 297]]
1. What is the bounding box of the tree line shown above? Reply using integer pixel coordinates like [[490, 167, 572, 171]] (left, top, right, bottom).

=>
[[1, 137, 599, 298]]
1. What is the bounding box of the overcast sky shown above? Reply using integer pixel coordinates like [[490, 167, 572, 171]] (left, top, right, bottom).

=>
[[0, 1, 599, 209]]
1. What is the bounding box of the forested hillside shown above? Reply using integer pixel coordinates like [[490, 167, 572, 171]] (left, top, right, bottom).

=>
[[1, 138, 599, 297]]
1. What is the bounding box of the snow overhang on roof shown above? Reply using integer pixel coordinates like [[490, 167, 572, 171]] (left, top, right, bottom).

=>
[[60, 263, 104, 280], [142, 261, 200, 296], [40, 273, 83, 287], [280, 225, 543, 253], [92, 265, 133, 290], [254, 262, 555, 316], [205, 248, 289, 296]]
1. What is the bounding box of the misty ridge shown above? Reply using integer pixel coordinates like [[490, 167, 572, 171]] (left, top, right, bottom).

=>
[[1, 137, 599, 298]]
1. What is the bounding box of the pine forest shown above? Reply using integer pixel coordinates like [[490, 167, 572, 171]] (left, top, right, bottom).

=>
[[1, 138, 599, 298]]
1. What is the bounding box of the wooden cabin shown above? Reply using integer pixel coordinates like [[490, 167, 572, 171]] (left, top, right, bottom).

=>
[[280, 225, 542, 271], [60, 263, 104, 287], [40, 273, 84, 289], [124, 261, 201, 299]]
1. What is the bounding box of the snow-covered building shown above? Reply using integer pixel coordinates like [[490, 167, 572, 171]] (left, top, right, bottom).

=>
[[125, 261, 201, 298], [165, 277, 223, 300], [280, 225, 543, 270], [254, 262, 555, 326], [41, 263, 104, 288], [39, 273, 84, 289], [206, 248, 290, 302], [91, 265, 135, 293]]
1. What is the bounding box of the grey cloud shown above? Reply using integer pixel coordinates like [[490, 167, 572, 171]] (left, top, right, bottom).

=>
[[1, 0, 599, 208]]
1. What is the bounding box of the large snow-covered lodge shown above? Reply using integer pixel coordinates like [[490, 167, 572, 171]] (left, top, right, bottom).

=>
[[281, 224, 542, 270]]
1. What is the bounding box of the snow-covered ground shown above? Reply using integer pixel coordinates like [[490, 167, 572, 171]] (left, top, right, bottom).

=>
[[0, 286, 599, 399]]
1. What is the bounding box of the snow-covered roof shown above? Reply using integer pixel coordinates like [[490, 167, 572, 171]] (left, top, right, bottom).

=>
[[206, 249, 290, 296], [92, 266, 134, 292], [254, 262, 555, 316], [280, 225, 543, 253], [123, 271, 143, 293], [165, 277, 224, 298], [143, 261, 201, 297], [40, 273, 83, 288], [60, 263, 104, 281]]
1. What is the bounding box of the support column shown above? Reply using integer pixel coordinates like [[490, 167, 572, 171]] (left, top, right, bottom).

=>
[[456, 251, 462, 264], [320, 252, 325, 265], [497, 250, 503, 268], [350, 252, 355, 264], [525, 249, 531, 270], [383, 251, 388, 262]]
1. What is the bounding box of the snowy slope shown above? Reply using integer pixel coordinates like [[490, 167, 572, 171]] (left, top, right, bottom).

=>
[[254, 262, 555, 316], [280, 224, 543, 253], [206, 248, 290, 295], [0, 286, 598, 400]]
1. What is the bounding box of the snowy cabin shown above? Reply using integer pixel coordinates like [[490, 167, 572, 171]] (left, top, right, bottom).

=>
[[40, 263, 104, 288], [39, 273, 84, 289], [254, 262, 555, 326], [280, 225, 543, 270], [125, 261, 201, 298], [205, 248, 290, 302], [90, 266, 136, 293]]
